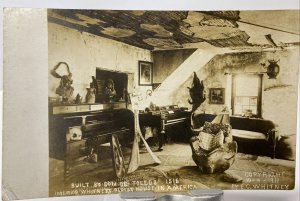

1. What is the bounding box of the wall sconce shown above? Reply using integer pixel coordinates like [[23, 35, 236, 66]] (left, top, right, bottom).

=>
[[261, 59, 280, 79], [146, 89, 152, 99]]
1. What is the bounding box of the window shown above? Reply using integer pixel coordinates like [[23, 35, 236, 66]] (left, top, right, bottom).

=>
[[232, 74, 262, 117]]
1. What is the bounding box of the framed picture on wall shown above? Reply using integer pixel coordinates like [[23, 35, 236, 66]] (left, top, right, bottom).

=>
[[138, 60, 153, 86], [209, 88, 225, 104]]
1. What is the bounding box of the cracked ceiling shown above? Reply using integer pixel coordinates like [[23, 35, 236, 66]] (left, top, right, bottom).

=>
[[48, 9, 300, 50]]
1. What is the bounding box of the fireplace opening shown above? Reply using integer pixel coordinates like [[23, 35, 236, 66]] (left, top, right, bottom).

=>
[[95, 68, 129, 103]]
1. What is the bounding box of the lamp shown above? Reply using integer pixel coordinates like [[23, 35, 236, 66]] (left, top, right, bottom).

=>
[[261, 59, 280, 79]]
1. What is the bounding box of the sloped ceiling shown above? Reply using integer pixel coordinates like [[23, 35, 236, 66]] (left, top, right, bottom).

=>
[[238, 10, 300, 45], [48, 9, 300, 50]]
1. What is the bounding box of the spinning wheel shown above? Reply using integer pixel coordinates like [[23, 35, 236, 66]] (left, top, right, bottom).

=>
[[111, 135, 126, 178]]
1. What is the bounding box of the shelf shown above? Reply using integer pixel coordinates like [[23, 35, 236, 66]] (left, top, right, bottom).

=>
[[51, 102, 127, 115]]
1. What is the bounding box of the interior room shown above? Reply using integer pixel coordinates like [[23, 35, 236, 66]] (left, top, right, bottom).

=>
[[47, 9, 299, 196]]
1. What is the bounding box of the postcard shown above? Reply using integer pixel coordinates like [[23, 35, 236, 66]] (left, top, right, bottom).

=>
[[2, 8, 299, 200]]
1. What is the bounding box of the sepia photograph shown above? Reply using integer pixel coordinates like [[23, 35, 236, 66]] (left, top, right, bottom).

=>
[[2, 5, 299, 200], [46, 9, 299, 197]]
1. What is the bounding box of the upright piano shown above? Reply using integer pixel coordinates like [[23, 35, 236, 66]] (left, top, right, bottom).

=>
[[49, 102, 134, 178]]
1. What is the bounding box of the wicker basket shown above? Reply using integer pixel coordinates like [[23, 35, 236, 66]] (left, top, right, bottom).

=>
[[198, 130, 224, 151]]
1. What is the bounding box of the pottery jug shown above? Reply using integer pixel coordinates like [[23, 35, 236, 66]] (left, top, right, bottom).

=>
[[86, 88, 96, 103]]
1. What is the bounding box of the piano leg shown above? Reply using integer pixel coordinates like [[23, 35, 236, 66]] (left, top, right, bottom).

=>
[[64, 165, 70, 178], [158, 131, 165, 151], [158, 119, 166, 151], [64, 144, 70, 179]]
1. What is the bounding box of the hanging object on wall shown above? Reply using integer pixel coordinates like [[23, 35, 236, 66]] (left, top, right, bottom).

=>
[[146, 89, 152, 99], [187, 72, 206, 112], [51, 62, 74, 103], [261, 59, 280, 79]]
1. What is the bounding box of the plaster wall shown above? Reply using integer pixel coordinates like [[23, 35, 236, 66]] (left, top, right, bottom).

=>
[[48, 23, 152, 103], [170, 48, 300, 136]]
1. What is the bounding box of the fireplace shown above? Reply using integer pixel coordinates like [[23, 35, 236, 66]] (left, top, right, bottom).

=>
[[94, 68, 129, 103]]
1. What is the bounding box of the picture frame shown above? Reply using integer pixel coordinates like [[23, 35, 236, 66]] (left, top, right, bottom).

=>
[[209, 88, 225, 104], [138, 60, 153, 86]]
